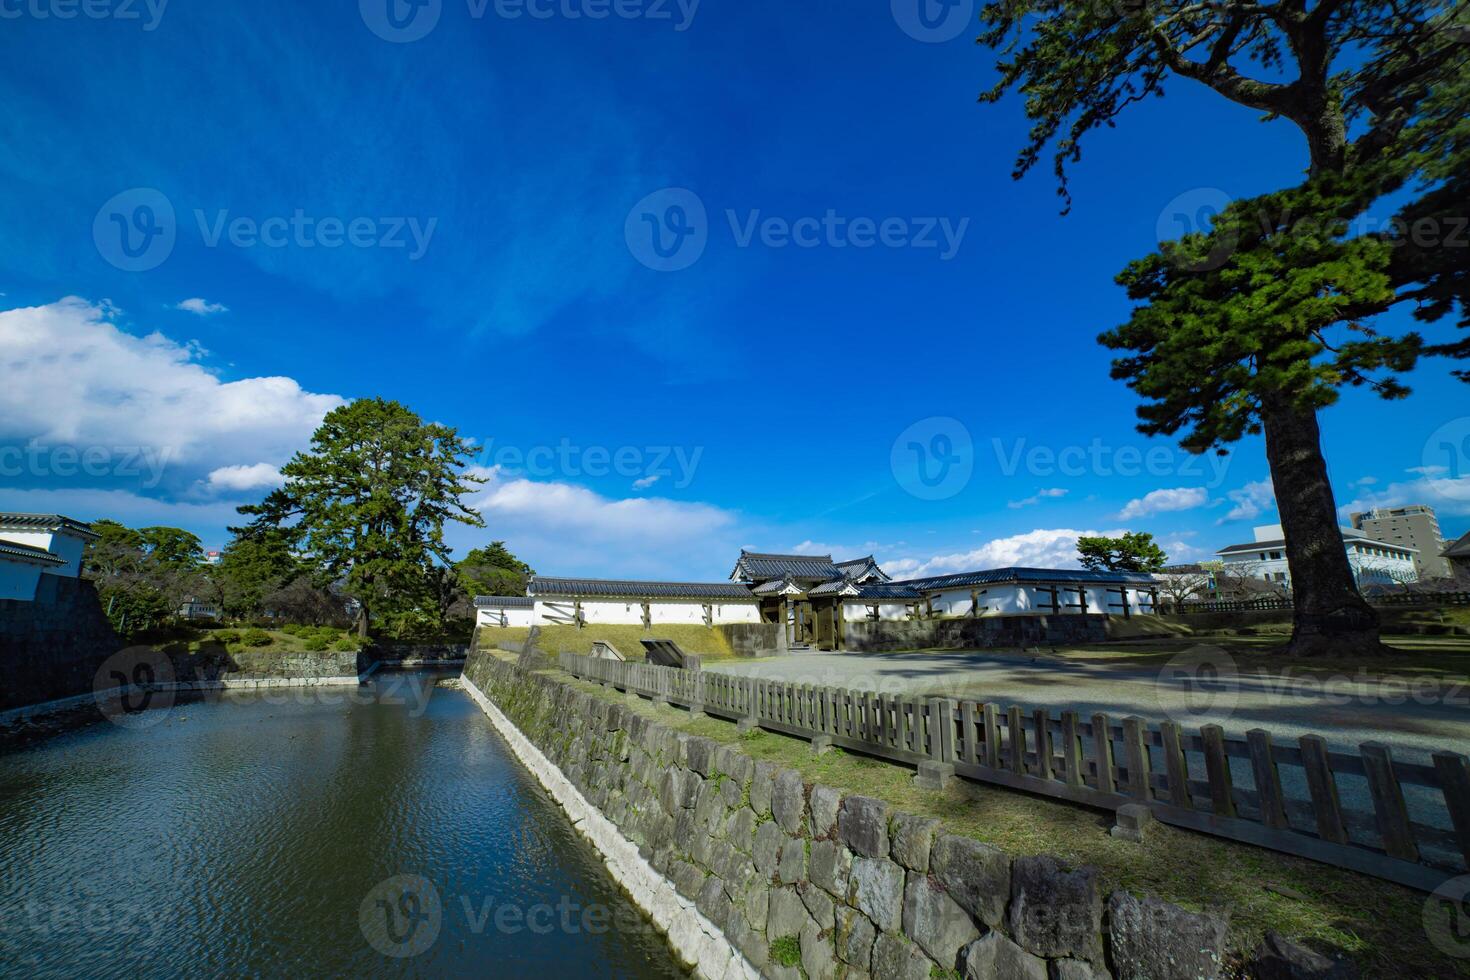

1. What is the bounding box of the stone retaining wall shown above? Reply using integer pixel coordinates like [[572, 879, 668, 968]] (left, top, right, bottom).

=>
[[461, 650, 1265, 980], [843, 615, 1108, 653], [0, 576, 121, 712]]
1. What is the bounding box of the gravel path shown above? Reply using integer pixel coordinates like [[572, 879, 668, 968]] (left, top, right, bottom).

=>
[[706, 650, 1470, 763]]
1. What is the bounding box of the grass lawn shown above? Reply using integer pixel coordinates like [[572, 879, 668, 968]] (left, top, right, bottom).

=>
[[476, 623, 740, 661], [523, 654, 1467, 977]]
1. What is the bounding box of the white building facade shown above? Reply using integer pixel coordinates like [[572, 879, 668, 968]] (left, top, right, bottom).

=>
[[1217, 523, 1419, 589], [0, 514, 98, 601], [476, 550, 1159, 650]]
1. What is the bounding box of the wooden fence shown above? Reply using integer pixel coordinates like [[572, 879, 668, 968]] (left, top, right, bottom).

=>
[[1179, 591, 1470, 614], [558, 652, 1470, 892]]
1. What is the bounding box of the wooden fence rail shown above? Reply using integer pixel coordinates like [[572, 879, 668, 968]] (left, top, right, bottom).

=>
[[1179, 591, 1470, 614], [558, 651, 1468, 892]]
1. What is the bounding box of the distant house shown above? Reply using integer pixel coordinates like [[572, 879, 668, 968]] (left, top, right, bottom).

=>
[[0, 513, 99, 602], [177, 597, 221, 621], [1217, 523, 1418, 589], [476, 549, 1159, 650]]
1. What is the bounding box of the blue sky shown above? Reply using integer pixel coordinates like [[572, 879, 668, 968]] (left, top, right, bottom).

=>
[[1, 0, 1466, 579]]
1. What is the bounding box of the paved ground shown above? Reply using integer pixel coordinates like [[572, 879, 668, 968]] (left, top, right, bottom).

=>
[[706, 649, 1470, 763]]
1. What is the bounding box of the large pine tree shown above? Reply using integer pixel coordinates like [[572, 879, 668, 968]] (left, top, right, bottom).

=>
[[977, 0, 1469, 654]]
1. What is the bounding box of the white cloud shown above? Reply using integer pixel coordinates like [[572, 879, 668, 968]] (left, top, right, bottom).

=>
[[0, 298, 343, 492], [1117, 486, 1210, 520], [458, 466, 742, 578], [632, 474, 661, 490], [1220, 478, 1276, 522], [1007, 488, 1068, 509], [1408, 465, 1449, 478], [175, 297, 229, 316], [204, 463, 283, 493], [883, 527, 1127, 579], [1339, 474, 1470, 519], [1353, 476, 1378, 487]]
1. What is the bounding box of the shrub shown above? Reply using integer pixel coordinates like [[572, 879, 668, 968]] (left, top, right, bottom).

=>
[[213, 630, 241, 645], [303, 636, 329, 652], [242, 628, 273, 647], [333, 636, 360, 652]]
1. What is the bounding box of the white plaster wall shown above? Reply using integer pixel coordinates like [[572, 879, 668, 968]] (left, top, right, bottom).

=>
[[476, 605, 535, 628], [923, 583, 1156, 617], [532, 598, 760, 627], [0, 529, 85, 578], [841, 600, 911, 622], [0, 558, 43, 601]]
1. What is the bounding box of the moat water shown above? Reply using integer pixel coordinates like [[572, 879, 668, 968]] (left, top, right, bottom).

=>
[[0, 672, 684, 978]]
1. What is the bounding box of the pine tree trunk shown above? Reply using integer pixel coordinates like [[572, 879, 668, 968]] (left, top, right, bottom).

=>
[[1260, 393, 1382, 655]]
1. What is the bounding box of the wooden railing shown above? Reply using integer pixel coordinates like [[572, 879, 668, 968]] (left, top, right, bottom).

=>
[[1179, 591, 1470, 614], [558, 652, 1470, 892]]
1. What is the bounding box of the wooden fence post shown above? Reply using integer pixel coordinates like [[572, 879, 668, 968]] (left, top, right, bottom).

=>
[[1299, 734, 1347, 845], [1160, 721, 1191, 808], [1247, 729, 1288, 830], [983, 703, 1001, 769], [1434, 751, 1470, 869], [1092, 713, 1116, 794], [1122, 716, 1151, 801], [1007, 706, 1026, 775], [1033, 709, 1053, 781], [1361, 741, 1418, 862], [1200, 724, 1235, 818], [1061, 711, 1083, 789], [961, 701, 979, 766]]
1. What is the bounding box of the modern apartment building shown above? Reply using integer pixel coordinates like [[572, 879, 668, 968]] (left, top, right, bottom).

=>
[[1350, 505, 1452, 581]]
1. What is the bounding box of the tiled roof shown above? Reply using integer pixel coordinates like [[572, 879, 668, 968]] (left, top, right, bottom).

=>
[[0, 513, 100, 540], [835, 556, 890, 582], [896, 567, 1157, 590], [473, 595, 535, 608], [751, 576, 803, 596], [852, 583, 922, 600], [732, 551, 843, 582], [0, 540, 67, 566], [1443, 531, 1470, 559], [530, 577, 755, 600], [807, 579, 859, 597]]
